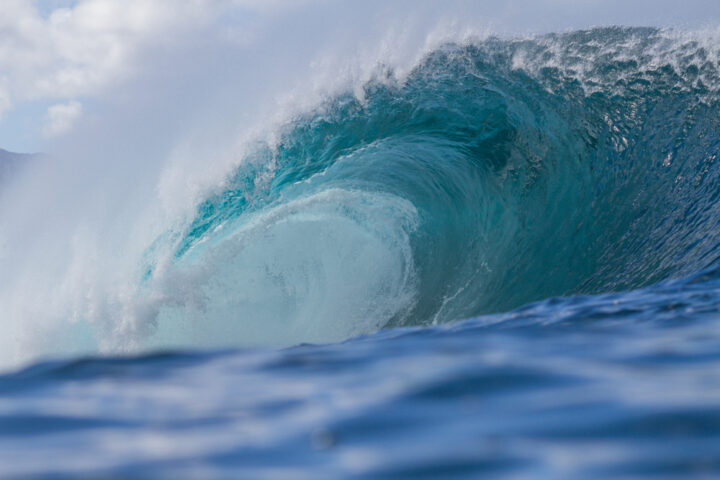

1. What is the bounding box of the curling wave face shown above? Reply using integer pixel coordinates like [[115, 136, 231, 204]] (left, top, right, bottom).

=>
[[131, 27, 720, 349]]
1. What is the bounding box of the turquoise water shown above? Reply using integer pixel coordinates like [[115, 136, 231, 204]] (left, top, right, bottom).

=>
[[144, 27, 720, 348], [3, 27, 720, 478]]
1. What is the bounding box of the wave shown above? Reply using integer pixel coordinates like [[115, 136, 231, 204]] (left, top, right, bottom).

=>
[[137, 27, 720, 346], [3, 26, 720, 363]]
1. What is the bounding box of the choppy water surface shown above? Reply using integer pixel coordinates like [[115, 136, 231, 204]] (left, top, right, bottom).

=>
[[3, 27, 720, 478], [3, 270, 720, 478]]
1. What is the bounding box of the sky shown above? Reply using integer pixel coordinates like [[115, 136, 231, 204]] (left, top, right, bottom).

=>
[[1, 0, 720, 153]]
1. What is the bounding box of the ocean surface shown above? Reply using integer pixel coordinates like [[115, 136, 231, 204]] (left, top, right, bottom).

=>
[[3, 26, 720, 478]]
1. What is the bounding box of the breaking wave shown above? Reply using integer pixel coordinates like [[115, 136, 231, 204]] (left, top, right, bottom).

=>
[[3, 27, 720, 363]]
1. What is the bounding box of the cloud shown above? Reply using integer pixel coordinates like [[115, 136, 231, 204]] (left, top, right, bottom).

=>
[[0, 0, 219, 120], [43, 100, 83, 137], [0, 0, 324, 108]]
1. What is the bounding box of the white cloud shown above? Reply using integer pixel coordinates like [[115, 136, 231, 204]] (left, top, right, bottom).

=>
[[43, 100, 83, 137], [0, 0, 219, 117], [0, 0, 325, 111]]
